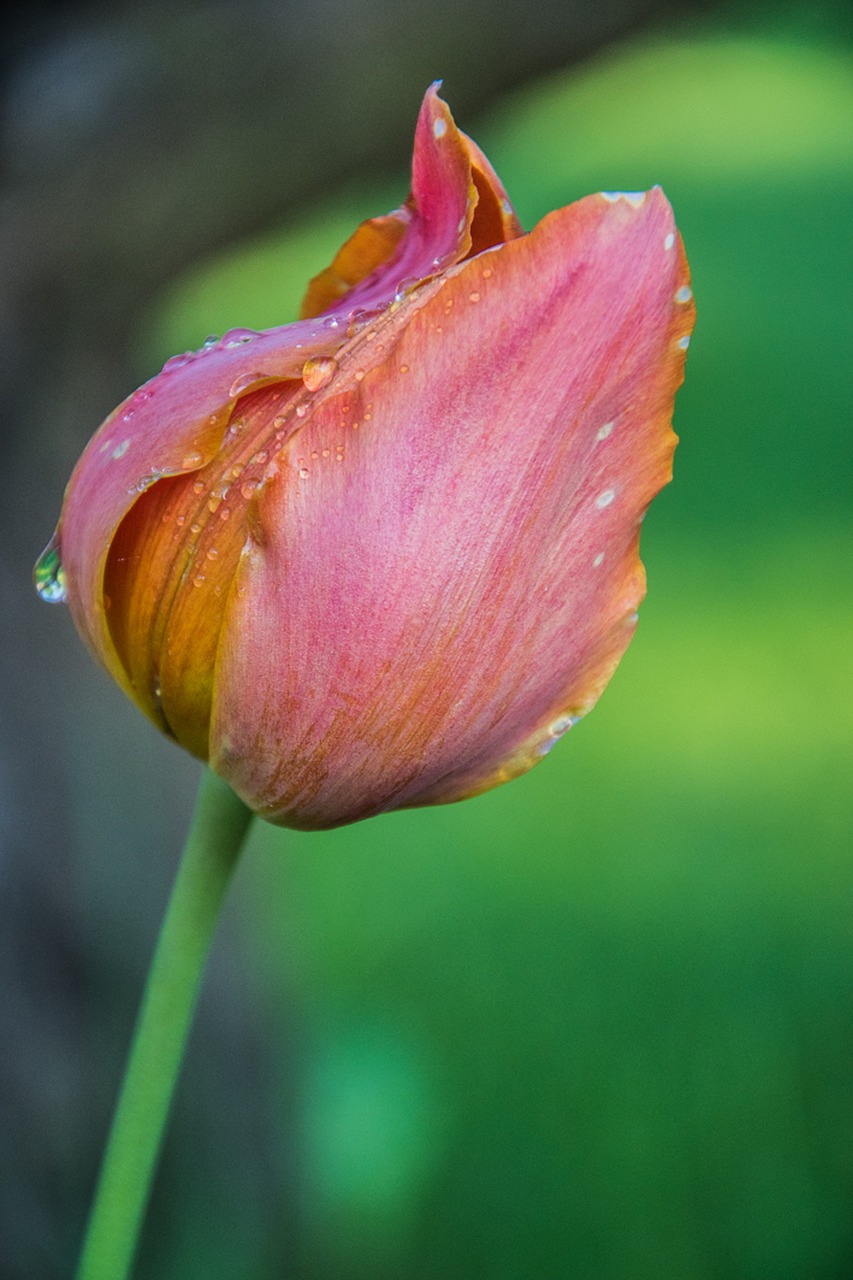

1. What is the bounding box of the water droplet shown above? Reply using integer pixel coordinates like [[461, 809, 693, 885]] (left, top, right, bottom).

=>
[[190, 522, 202, 534], [112, 439, 130, 460], [302, 356, 337, 391], [34, 535, 67, 604], [203, 334, 219, 348], [241, 480, 259, 500], [176, 514, 187, 527], [400, 364, 410, 374], [395, 276, 420, 302], [181, 450, 204, 470], [323, 315, 340, 329], [354, 368, 366, 382], [346, 308, 373, 337], [298, 466, 310, 478], [162, 352, 193, 373], [596, 489, 615, 508], [295, 403, 308, 418], [469, 291, 481, 303], [601, 191, 646, 207], [229, 372, 264, 398], [223, 327, 261, 347], [193, 574, 206, 587], [219, 506, 231, 521], [193, 480, 205, 495], [433, 117, 447, 139], [206, 547, 219, 561]]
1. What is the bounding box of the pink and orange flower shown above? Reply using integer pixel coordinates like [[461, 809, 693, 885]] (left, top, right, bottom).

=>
[[38, 85, 694, 830]]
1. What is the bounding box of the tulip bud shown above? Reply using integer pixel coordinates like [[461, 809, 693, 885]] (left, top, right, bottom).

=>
[[36, 85, 694, 830]]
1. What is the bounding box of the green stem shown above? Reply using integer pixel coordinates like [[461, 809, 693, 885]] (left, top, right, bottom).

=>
[[76, 768, 254, 1280]]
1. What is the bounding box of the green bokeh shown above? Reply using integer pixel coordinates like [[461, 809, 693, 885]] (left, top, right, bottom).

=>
[[146, 28, 853, 1280]]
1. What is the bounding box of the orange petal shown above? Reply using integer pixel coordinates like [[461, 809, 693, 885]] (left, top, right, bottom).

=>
[[55, 318, 345, 694]]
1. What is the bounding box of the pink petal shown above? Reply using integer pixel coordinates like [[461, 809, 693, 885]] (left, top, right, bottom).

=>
[[211, 187, 694, 829], [300, 84, 522, 320]]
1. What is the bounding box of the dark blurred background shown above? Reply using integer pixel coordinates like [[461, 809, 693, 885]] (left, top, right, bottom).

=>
[[2, 0, 851, 1277]]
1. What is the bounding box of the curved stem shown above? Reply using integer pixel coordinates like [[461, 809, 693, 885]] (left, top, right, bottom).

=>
[[76, 768, 254, 1280]]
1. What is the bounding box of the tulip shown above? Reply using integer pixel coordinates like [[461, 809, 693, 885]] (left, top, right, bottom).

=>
[[37, 84, 694, 831]]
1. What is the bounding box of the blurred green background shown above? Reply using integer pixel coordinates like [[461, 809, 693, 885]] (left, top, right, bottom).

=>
[[5, 1, 852, 1277], [145, 17, 853, 1280]]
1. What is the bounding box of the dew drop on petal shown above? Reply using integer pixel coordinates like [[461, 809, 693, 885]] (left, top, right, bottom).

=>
[[34, 535, 67, 604], [162, 352, 193, 373], [395, 276, 420, 302], [223, 327, 261, 347], [181, 450, 204, 470], [302, 356, 337, 391], [229, 372, 264, 398]]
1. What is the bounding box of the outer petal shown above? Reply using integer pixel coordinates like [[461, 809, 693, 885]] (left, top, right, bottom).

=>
[[56, 317, 344, 689], [211, 188, 694, 829], [300, 84, 522, 320]]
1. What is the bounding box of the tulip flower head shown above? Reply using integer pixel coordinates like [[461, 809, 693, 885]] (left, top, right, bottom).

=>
[[36, 85, 694, 830]]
